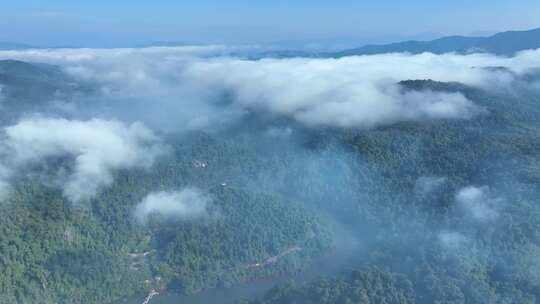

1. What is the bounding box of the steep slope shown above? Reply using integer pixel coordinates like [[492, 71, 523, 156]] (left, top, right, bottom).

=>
[[0, 60, 90, 122], [246, 78, 540, 304]]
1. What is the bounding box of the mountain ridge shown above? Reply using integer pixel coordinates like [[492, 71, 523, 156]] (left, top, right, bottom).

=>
[[328, 27, 540, 57], [0, 42, 34, 50]]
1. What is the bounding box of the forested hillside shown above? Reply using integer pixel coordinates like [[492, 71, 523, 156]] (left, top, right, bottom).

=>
[[0, 60, 331, 303], [1, 49, 540, 304], [330, 28, 540, 57], [0, 130, 331, 303], [245, 77, 540, 304], [0, 155, 330, 303]]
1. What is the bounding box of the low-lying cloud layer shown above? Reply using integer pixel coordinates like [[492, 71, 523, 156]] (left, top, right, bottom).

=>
[[0, 47, 539, 206], [438, 231, 469, 250], [2, 47, 539, 130], [0, 85, 5, 105], [414, 176, 447, 198], [0, 117, 165, 202], [0, 164, 10, 201], [456, 186, 500, 223], [134, 188, 211, 223]]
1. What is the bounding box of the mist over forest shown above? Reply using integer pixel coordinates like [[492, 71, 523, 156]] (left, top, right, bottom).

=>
[[1, 27, 540, 304]]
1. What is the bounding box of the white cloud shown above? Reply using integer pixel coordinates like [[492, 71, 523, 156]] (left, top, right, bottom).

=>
[[2, 48, 539, 130], [266, 127, 293, 138], [0, 181, 9, 201], [456, 186, 500, 222], [0, 85, 5, 105], [134, 188, 210, 223], [438, 231, 468, 250], [180, 55, 489, 128], [0, 46, 250, 64], [1, 117, 166, 202], [0, 164, 11, 201], [415, 176, 447, 197]]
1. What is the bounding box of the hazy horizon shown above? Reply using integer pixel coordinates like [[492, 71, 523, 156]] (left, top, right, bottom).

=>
[[3, 3, 540, 304], [1, 0, 539, 49]]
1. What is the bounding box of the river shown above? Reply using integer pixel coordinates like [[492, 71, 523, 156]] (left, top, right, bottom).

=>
[[117, 239, 363, 304], [119, 276, 285, 304]]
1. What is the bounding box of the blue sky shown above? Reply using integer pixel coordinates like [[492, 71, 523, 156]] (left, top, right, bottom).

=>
[[1, 0, 540, 47]]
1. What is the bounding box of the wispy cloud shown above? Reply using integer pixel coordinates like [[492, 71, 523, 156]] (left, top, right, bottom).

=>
[[456, 186, 500, 223], [134, 188, 211, 223], [1, 117, 166, 202], [3, 48, 539, 130]]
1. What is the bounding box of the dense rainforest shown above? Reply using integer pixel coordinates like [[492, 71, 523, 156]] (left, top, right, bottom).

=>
[[0, 60, 331, 303], [1, 57, 540, 304], [245, 78, 540, 304], [0, 133, 331, 303]]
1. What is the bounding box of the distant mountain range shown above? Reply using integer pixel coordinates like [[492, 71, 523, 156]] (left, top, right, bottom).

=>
[[1, 27, 540, 57], [0, 42, 34, 50], [328, 28, 540, 57]]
